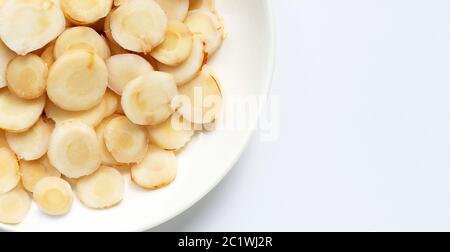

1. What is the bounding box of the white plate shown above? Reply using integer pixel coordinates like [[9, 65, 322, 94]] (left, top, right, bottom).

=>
[[0, 0, 275, 232]]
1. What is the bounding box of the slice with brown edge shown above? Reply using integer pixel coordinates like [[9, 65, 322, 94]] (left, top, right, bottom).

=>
[[76, 166, 124, 209], [48, 121, 101, 178], [47, 50, 108, 112], [33, 177, 73, 216], [104, 116, 148, 164], [0, 185, 31, 224], [157, 37, 205, 85], [0, 89, 46, 133], [131, 145, 177, 189], [151, 20, 193, 66], [5, 118, 52, 161], [121, 71, 178, 126], [148, 114, 194, 151]]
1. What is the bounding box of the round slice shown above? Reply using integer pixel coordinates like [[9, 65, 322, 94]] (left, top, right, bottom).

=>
[[61, 0, 113, 25], [48, 121, 101, 178], [158, 37, 205, 85], [185, 9, 223, 55], [155, 0, 189, 21], [0, 0, 66, 55], [6, 54, 48, 99], [110, 0, 168, 53], [189, 0, 215, 10], [54, 26, 111, 60], [106, 54, 154, 95], [45, 97, 107, 127], [148, 114, 194, 150], [104, 116, 148, 163], [0, 186, 31, 224], [47, 50, 108, 111], [177, 69, 222, 124], [151, 20, 193, 66], [40, 44, 56, 67], [0, 40, 16, 88], [121, 71, 178, 125], [131, 145, 177, 189], [5, 118, 52, 161], [76, 166, 124, 209], [33, 177, 73, 216], [0, 89, 46, 133], [96, 115, 121, 166], [0, 148, 20, 194], [20, 158, 61, 193]]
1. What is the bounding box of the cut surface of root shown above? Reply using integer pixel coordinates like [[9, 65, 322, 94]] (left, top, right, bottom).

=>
[[61, 0, 113, 25], [54, 26, 111, 60], [148, 114, 194, 151], [110, 0, 168, 53], [33, 177, 73, 216], [5, 118, 52, 161], [7, 54, 48, 100], [157, 37, 205, 85], [121, 71, 178, 126], [0, 186, 31, 224], [0, 0, 66, 55], [0, 88, 46, 133], [104, 116, 148, 163], [0, 40, 16, 88], [76, 166, 124, 209], [47, 50, 108, 111], [106, 54, 154, 95], [185, 9, 223, 56], [48, 121, 101, 178], [131, 145, 177, 189], [151, 20, 193, 66], [155, 0, 189, 21]]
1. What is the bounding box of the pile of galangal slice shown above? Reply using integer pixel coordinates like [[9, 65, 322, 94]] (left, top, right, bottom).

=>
[[0, 0, 224, 224]]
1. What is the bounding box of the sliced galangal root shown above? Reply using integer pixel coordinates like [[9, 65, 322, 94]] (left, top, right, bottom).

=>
[[33, 177, 73, 216], [176, 68, 222, 124], [158, 37, 205, 85], [155, 0, 189, 21], [54, 26, 111, 60], [189, 0, 215, 10], [185, 9, 223, 56], [0, 0, 66, 55], [110, 0, 168, 53], [131, 145, 177, 189], [48, 121, 101, 178], [104, 116, 148, 163], [47, 50, 108, 112], [0, 130, 8, 149], [121, 71, 178, 126], [76, 166, 124, 209], [6, 54, 48, 100], [5, 118, 53, 161], [20, 158, 61, 193], [151, 20, 193, 66], [0, 89, 46, 133], [0, 148, 20, 194], [0, 40, 16, 88], [96, 115, 121, 166], [45, 95, 107, 128], [61, 0, 113, 25], [0, 186, 31, 224], [148, 114, 194, 151], [106, 54, 154, 95]]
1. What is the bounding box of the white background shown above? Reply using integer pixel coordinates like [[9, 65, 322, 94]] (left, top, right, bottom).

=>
[[152, 0, 450, 231]]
